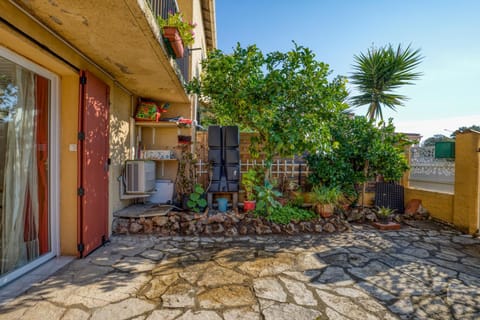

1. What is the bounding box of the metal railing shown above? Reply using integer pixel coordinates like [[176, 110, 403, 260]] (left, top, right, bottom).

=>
[[147, 0, 178, 20], [147, 0, 190, 82]]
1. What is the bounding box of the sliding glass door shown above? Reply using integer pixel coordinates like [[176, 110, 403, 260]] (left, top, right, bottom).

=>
[[0, 48, 58, 286]]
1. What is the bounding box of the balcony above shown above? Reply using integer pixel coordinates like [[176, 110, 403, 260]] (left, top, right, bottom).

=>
[[13, 0, 190, 103]]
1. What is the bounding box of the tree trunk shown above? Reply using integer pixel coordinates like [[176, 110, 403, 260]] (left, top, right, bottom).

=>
[[361, 159, 369, 207]]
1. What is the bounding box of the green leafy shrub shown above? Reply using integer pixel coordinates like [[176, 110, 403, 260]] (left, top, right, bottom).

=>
[[306, 114, 409, 198], [312, 185, 343, 205], [254, 182, 282, 216], [242, 167, 263, 201], [187, 184, 207, 213], [266, 205, 316, 225]]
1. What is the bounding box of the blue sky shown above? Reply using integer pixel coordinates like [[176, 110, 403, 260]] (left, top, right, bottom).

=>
[[215, 0, 480, 139]]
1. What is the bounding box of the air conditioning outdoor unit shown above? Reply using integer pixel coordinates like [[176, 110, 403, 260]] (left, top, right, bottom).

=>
[[125, 160, 156, 193]]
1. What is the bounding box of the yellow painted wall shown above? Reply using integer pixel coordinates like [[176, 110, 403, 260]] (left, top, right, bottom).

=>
[[453, 132, 480, 234], [1, 2, 133, 254], [405, 188, 454, 223], [59, 76, 80, 255]]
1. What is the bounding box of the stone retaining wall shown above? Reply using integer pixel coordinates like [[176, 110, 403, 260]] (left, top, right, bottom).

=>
[[112, 210, 351, 237]]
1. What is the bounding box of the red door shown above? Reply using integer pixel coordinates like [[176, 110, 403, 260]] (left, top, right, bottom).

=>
[[78, 70, 110, 257]]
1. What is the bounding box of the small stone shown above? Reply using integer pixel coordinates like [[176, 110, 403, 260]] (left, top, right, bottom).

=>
[[365, 212, 377, 221], [213, 224, 225, 234], [323, 222, 336, 233], [239, 253, 295, 277], [90, 298, 155, 320], [239, 226, 248, 235], [176, 310, 222, 320], [284, 223, 298, 234], [316, 290, 377, 320], [253, 278, 287, 302], [403, 248, 430, 258], [161, 283, 196, 308], [261, 303, 322, 320], [389, 298, 414, 315], [204, 225, 213, 235], [208, 214, 226, 224], [314, 224, 323, 233], [223, 307, 261, 320], [314, 266, 353, 286], [225, 227, 239, 237], [271, 224, 282, 233], [255, 225, 272, 235], [21, 301, 65, 320], [152, 216, 169, 226], [146, 309, 182, 320], [143, 219, 153, 233], [280, 277, 316, 306], [113, 257, 156, 273], [129, 222, 143, 233], [197, 266, 248, 287], [405, 199, 422, 214], [198, 285, 256, 309], [62, 308, 90, 320]]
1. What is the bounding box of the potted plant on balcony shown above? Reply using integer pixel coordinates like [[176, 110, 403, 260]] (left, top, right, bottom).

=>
[[157, 12, 195, 58]]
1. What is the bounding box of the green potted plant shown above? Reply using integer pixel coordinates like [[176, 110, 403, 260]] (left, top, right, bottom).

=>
[[375, 206, 395, 224], [242, 168, 261, 212], [254, 181, 282, 215], [157, 12, 195, 58], [187, 184, 207, 213], [312, 185, 342, 218]]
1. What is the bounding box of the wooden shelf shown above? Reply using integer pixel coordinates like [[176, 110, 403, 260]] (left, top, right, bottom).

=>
[[135, 121, 178, 128]]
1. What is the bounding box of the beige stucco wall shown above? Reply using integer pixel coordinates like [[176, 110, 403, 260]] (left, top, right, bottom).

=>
[[109, 86, 134, 229]]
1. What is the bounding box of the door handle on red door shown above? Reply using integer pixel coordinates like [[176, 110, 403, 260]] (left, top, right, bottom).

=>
[[104, 158, 111, 172]]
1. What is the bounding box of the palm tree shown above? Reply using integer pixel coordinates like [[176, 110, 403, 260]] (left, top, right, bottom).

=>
[[350, 44, 423, 122]]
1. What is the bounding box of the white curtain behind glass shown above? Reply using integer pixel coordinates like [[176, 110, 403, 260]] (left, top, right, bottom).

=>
[[1, 66, 39, 274]]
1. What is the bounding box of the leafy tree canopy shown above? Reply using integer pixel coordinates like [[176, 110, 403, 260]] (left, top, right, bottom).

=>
[[188, 43, 349, 166], [306, 114, 409, 196], [422, 134, 453, 147], [450, 125, 480, 138]]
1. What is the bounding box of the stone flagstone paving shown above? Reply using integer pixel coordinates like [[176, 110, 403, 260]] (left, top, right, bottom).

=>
[[1, 223, 480, 319]]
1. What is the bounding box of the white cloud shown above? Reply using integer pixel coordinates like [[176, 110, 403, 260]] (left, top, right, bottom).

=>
[[394, 115, 480, 141]]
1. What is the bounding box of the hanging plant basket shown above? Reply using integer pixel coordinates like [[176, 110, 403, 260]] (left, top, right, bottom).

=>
[[162, 26, 184, 58]]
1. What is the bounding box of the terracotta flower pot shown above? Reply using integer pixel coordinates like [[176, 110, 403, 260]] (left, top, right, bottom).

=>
[[243, 200, 256, 212], [162, 26, 184, 58], [277, 197, 288, 206], [315, 203, 334, 218]]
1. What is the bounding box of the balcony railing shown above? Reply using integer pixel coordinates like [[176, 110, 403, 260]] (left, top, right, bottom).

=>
[[147, 0, 190, 82], [147, 0, 178, 20]]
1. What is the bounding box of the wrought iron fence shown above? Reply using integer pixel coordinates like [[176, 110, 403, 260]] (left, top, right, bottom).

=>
[[409, 146, 455, 193]]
